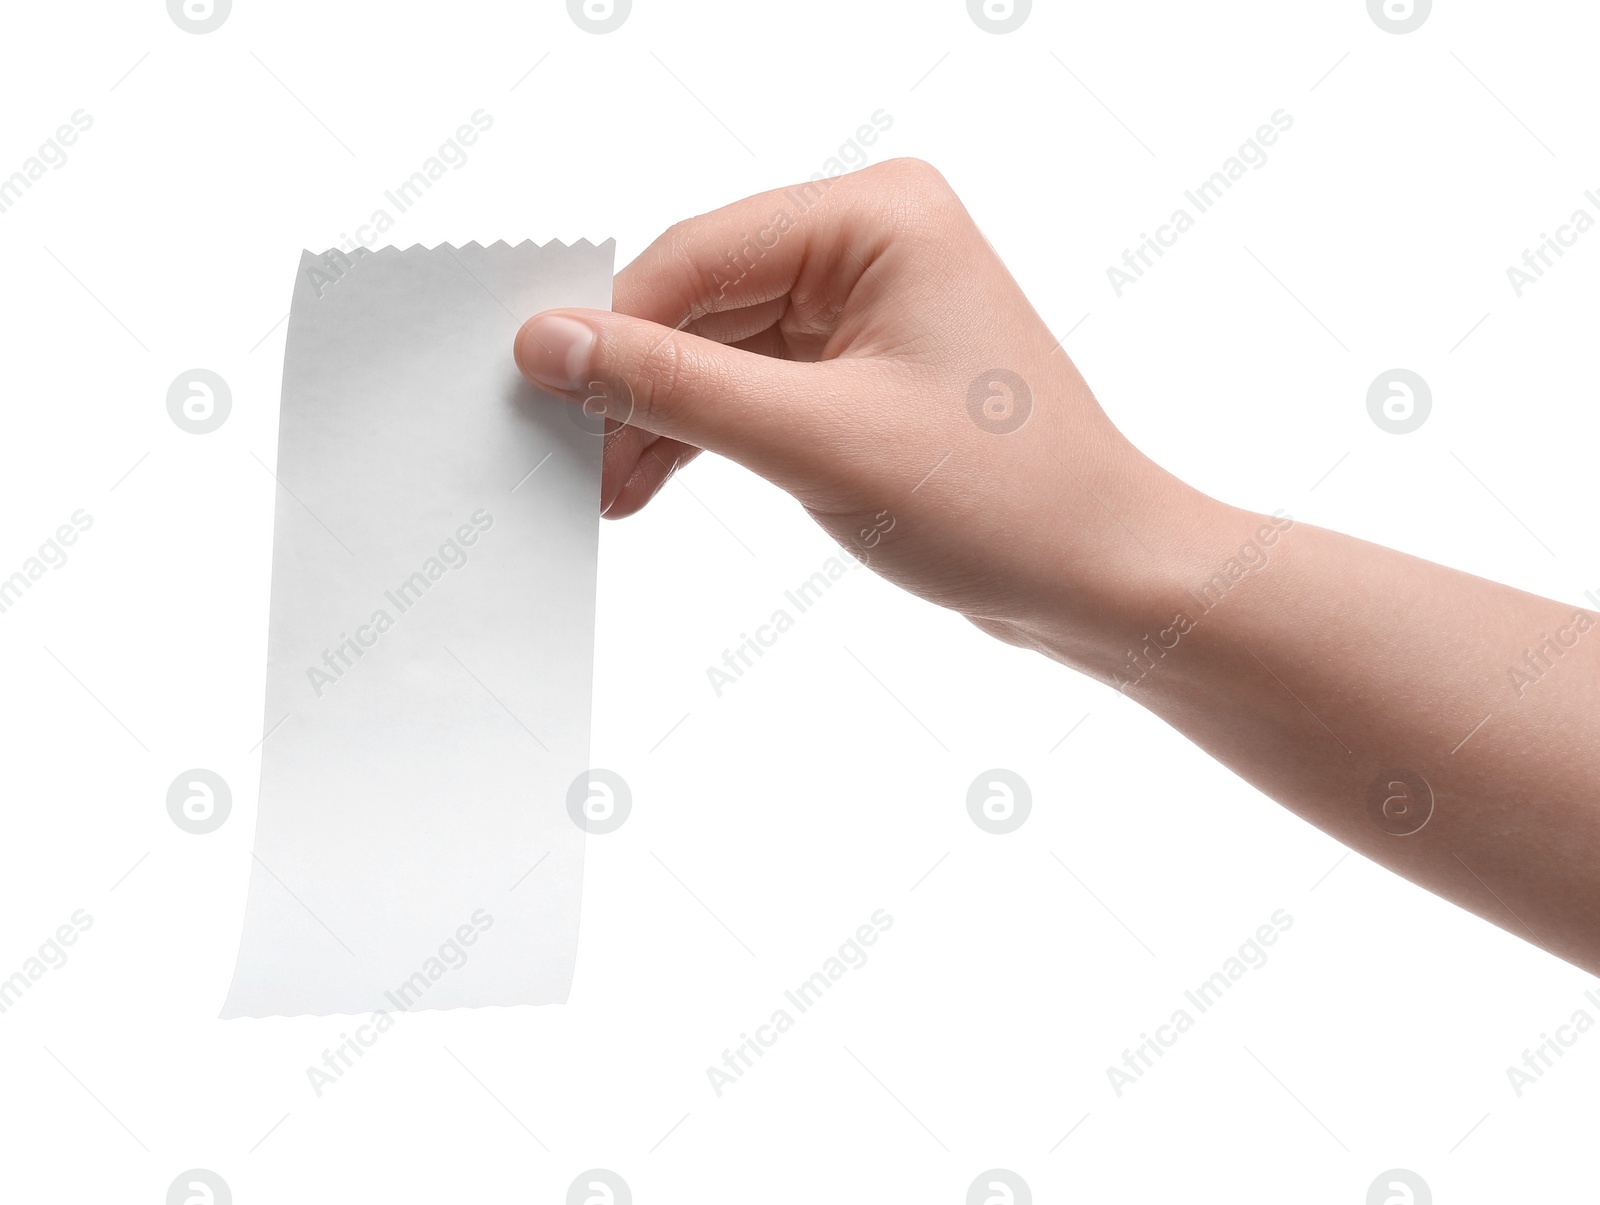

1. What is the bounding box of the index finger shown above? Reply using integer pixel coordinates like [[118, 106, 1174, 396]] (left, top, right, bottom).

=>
[[610, 158, 937, 331]]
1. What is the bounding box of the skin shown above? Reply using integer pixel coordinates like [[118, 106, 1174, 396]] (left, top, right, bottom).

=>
[[514, 158, 1600, 975]]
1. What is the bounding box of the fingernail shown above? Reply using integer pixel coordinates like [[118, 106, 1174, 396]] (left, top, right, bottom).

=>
[[517, 314, 597, 392]]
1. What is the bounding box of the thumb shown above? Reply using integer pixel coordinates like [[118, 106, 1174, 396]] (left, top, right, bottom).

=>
[[514, 308, 844, 484]]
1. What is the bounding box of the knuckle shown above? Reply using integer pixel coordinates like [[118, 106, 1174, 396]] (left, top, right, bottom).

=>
[[880, 156, 949, 190], [854, 158, 959, 239]]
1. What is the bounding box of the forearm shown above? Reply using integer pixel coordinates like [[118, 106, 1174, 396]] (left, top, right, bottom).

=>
[[1059, 491, 1600, 972], [520, 158, 1599, 971]]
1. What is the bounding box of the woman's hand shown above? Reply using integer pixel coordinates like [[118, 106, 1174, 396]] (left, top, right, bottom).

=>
[[513, 158, 1215, 671], [515, 158, 1600, 977]]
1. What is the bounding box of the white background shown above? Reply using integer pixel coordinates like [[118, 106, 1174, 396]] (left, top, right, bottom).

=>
[[2, 1, 1597, 1201]]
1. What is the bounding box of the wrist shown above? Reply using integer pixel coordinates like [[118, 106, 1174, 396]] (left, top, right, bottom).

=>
[[1010, 462, 1269, 687]]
